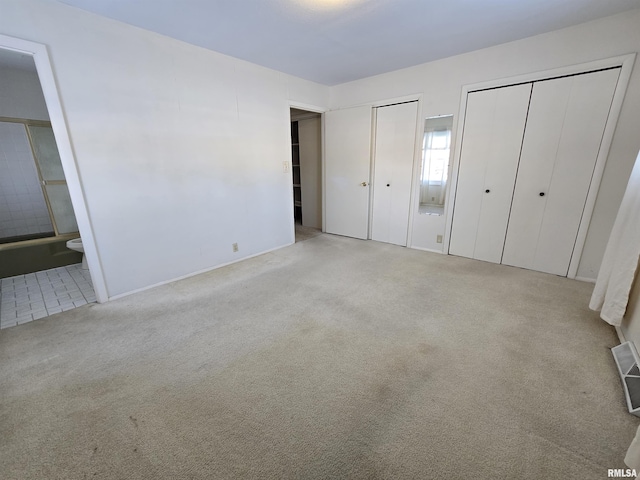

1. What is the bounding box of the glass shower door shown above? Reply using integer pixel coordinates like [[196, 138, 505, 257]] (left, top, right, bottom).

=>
[[27, 125, 79, 235]]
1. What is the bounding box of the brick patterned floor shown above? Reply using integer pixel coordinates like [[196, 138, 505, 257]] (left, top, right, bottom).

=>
[[0, 264, 96, 329]]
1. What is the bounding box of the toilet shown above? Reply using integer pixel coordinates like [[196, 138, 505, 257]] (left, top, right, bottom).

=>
[[66, 237, 88, 270]]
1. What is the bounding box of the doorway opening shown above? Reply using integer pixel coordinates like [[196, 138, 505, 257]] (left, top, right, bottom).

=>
[[290, 108, 322, 243], [0, 34, 107, 303], [0, 44, 97, 328]]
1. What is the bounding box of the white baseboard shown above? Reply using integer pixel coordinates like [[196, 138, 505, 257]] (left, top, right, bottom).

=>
[[410, 245, 445, 254], [108, 242, 294, 301], [575, 276, 597, 283], [616, 326, 627, 345]]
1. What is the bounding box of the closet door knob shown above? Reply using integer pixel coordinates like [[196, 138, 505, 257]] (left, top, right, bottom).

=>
[[539, 192, 545, 197], [386, 183, 390, 187], [485, 189, 490, 193], [360, 182, 368, 187]]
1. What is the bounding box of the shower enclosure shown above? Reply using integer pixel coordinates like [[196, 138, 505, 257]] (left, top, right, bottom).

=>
[[0, 118, 78, 243], [0, 118, 81, 277]]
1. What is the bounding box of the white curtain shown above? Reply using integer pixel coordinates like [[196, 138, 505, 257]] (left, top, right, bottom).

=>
[[626, 424, 640, 472], [590, 150, 640, 327]]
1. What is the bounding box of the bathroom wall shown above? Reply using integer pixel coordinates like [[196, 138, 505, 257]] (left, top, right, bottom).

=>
[[0, 0, 329, 298], [0, 65, 53, 240], [0, 65, 50, 121], [329, 9, 640, 280], [0, 122, 53, 239]]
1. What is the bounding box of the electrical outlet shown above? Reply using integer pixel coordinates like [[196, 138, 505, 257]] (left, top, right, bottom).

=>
[[436, 235, 443, 244], [232, 243, 238, 252], [283, 161, 290, 173]]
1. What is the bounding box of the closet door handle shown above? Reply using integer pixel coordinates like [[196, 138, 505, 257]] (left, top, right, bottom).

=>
[[485, 189, 490, 193], [360, 182, 368, 187], [539, 192, 545, 197], [386, 183, 390, 187]]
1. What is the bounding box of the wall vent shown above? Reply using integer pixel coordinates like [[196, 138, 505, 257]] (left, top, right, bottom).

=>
[[612, 341, 640, 417]]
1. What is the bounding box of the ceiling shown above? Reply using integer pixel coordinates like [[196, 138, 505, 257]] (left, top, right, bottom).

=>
[[56, 0, 640, 85]]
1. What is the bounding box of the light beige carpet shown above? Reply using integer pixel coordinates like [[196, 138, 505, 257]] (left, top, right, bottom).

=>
[[294, 222, 322, 242], [1, 233, 638, 479]]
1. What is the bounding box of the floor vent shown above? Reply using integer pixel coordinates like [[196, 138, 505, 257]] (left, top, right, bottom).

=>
[[612, 342, 640, 417]]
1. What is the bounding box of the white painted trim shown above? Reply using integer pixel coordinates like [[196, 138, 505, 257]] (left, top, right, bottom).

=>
[[465, 54, 635, 93], [0, 34, 109, 303], [287, 107, 296, 245], [289, 101, 326, 113], [410, 245, 445, 255], [445, 54, 636, 282], [109, 242, 293, 301], [321, 113, 326, 232], [616, 326, 626, 345], [371, 93, 423, 108], [405, 96, 424, 249], [367, 106, 377, 240], [574, 276, 597, 284], [331, 93, 423, 111]]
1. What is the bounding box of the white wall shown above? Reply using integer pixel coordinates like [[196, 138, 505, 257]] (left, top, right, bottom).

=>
[[330, 10, 640, 280], [0, 0, 329, 297]]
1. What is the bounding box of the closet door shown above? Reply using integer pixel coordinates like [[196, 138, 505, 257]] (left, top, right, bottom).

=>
[[502, 68, 620, 275], [449, 83, 532, 263], [371, 101, 418, 246], [325, 106, 372, 239]]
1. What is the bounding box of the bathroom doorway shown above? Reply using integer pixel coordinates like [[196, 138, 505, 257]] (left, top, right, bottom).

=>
[[289, 107, 323, 243], [0, 35, 106, 327], [0, 50, 80, 275]]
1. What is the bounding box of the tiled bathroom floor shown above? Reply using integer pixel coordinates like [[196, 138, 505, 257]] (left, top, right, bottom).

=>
[[0, 264, 96, 329]]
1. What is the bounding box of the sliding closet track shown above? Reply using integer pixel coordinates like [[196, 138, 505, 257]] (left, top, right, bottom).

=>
[[468, 66, 621, 94]]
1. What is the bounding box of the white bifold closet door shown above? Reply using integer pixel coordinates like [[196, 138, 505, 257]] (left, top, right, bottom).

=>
[[501, 68, 620, 275], [371, 101, 418, 246], [449, 84, 532, 263], [324, 106, 372, 239]]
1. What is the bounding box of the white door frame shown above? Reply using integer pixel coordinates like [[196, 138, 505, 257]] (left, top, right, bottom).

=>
[[445, 54, 636, 279], [0, 34, 108, 302]]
